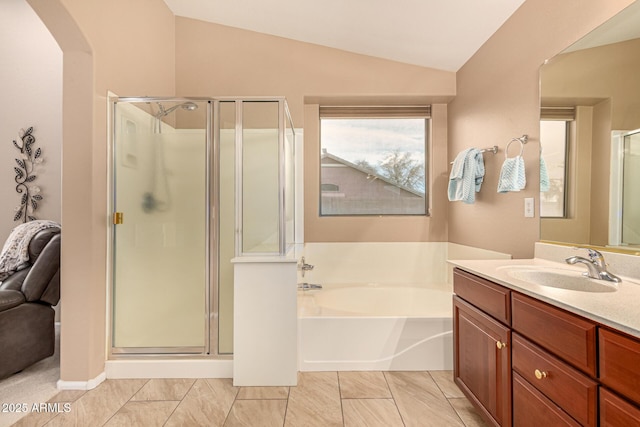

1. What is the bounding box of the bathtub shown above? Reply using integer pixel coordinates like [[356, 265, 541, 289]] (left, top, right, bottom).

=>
[[297, 283, 453, 371]]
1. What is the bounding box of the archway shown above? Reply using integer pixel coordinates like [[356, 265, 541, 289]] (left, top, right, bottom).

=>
[[27, 0, 102, 387]]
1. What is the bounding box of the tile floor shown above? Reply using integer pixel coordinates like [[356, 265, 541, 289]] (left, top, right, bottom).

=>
[[13, 371, 487, 427]]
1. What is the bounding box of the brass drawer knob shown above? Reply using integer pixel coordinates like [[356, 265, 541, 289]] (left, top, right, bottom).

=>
[[496, 341, 507, 350], [534, 369, 548, 380]]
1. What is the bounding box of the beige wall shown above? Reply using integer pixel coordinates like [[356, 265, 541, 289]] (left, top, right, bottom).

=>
[[28, 0, 175, 382], [541, 38, 640, 131], [175, 18, 455, 242], [174, 18, 455, 127], [541, 107, 593, 243], [0, 0, 62, 241], [590, 99, 613, 246], [448, 0, 634, 259]]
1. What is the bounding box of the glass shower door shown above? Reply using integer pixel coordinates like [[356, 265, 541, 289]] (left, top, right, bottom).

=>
[[111, 99, 209, 353]]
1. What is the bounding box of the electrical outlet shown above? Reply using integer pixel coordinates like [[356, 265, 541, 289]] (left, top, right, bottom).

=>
[[524, 197, 535, 218]]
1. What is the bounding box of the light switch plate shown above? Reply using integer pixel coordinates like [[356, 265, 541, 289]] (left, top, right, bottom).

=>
[[524, 197, 535, 218]]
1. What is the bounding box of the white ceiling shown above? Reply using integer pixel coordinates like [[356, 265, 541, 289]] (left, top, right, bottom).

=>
[[563, 0, 640, 53], [163, 0, 527, 72]]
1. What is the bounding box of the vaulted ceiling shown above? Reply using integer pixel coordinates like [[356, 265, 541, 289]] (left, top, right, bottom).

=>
[[163, 0, 527, 72]]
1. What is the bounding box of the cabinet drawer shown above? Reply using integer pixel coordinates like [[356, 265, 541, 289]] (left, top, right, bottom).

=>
[[600, 387, 640, 427], [512, 372, 581, 427], [453, 268, 511, 325], [511, 293, 596, 376], [600, 328, 640, 406], [512, 333, 597, 426]]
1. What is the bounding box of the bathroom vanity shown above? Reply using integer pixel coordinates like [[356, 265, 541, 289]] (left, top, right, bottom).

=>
[[451, 259, 640, 427]]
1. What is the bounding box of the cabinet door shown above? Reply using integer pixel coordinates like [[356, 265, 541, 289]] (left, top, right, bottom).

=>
[[454, 296, 511, 427], [599, 328, 640, 406], [600, 387, 640, 426]]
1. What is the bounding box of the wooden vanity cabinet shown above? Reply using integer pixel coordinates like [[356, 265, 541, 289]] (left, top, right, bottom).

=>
[[454, 267, 640, 426], [599, 328, 640, 424], [453, 269, 511, 427]]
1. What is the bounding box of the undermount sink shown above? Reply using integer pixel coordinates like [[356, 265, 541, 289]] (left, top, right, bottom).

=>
[[502, 267, 619, 293]]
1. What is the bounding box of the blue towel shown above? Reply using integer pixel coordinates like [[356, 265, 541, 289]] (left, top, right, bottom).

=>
[[448, 148, 485, 204], [540, 156, 550, 192], [497, 155, 526, 193]]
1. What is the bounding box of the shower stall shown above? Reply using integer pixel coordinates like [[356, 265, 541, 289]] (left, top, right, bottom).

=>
[[109, 96, 296, 357]]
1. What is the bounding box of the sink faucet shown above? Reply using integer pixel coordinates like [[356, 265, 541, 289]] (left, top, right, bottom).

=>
[[565, 249, 621, 282]]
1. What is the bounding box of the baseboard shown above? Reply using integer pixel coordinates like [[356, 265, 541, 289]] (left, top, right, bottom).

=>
[[57, 371, 106, 391], [105, 359, 233, 379]]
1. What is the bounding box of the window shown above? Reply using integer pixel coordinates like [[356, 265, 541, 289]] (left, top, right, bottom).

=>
[[319, 106, 429, 216], [540, 107, 573, 218]]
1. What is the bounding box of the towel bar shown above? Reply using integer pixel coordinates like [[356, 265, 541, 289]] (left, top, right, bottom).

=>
[[449, 146, 498, 164]]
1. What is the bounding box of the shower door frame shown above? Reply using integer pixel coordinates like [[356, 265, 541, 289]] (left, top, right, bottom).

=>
[[108, 96, 293, 358], [108, 96, 220, 357], [610, 128, 640, 248]]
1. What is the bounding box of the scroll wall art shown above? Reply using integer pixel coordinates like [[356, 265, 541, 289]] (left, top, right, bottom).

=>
[[12, 126, 44, 222]]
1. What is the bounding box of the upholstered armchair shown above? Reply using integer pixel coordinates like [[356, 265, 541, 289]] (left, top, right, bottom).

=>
[[0, 226, 61, 379]]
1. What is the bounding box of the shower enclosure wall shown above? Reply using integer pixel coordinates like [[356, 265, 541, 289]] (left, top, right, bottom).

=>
[[109, 96, 295, 357]]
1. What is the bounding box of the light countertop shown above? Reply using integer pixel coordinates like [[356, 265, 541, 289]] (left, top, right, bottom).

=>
[[448, 258, 640, 339]]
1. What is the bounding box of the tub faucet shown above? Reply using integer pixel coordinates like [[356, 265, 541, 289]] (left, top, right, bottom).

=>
[[298, 282, 322, 290], [565, 249, 621, 282], [299, 256, 314, 278]]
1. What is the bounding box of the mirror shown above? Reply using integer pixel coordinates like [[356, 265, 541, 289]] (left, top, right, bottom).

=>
[[539, 1, 640, 252]]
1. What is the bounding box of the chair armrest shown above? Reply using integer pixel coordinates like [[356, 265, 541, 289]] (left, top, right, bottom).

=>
[[0, 290, 25, 313], [0, 269, 28, 292]]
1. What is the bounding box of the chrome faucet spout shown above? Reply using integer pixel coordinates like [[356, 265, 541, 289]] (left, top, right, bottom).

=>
[[565, 256, 601, 279], [565, 249, 621, 283]]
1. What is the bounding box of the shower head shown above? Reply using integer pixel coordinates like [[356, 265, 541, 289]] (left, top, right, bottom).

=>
[[154, 101, 198, 118]]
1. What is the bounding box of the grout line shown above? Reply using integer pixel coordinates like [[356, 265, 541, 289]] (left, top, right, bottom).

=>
[[427, 371, 468, 427], [282, 384, 292, 427], [221, 379, 240, 426], [336, 371, 346, 426], [100, 378, 150, 426], [383, 371, 407, 427], [162, 378, 199, 427]]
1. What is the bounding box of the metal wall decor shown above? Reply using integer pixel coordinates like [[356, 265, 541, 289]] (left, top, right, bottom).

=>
[[12, 126, 43, 222]]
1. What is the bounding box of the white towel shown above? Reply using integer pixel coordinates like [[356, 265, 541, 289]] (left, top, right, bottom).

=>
[[540, 156, 550, 192], [448, 148, 485, 204], [497, 155, 526, 193], [0, 220, 60, 282]]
